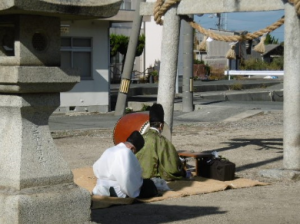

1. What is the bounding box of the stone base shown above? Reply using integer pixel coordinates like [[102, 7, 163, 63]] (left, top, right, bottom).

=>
[[0, 183, 91, 224], [259, 168, 300, 181], [54, 105, 109, 114], [127, 101, 154, 112]]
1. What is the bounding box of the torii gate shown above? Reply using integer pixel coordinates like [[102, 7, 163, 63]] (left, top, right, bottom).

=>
[[140, 0, 300, 172]]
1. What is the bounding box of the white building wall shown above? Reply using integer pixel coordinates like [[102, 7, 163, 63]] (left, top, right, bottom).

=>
[[145, 16, 163, 70], [59, 20, 111, 113]]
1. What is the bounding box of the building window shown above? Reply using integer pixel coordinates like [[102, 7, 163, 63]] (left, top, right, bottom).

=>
[[61, 37, 92, 80], [120, 0, 132, 10]]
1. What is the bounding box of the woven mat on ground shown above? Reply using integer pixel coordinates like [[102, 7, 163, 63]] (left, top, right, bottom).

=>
[[72, 167, 269, 209]]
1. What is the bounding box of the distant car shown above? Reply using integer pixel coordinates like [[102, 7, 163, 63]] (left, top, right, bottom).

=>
[[263, 75, 278, 79]]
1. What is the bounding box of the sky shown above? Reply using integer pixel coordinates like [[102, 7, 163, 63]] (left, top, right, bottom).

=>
[[194, 10, 285, 42]]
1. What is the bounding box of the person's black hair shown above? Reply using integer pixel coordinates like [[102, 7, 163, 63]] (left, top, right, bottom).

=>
[[126, 130, 145, 152], [149, 103, 164, 123]]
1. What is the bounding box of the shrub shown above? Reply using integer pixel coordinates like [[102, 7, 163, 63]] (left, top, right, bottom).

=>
[[240, 57, 283, 70], [230, 83, 243, 90], [209, 67, 226, 80], [194, 59, 204, 64], [269, 57, 284, 70], [125, 107, 133, 114], [140, 104, 151, 111]]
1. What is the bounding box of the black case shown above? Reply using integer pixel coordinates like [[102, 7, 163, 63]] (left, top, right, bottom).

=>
[[198, 157, 236, 181]]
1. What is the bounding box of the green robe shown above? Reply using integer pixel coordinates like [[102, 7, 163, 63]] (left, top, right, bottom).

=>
[[136, 129, 185, 181]]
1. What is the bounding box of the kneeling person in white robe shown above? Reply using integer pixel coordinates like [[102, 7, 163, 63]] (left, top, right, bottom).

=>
[[93, 130, 157, 198]]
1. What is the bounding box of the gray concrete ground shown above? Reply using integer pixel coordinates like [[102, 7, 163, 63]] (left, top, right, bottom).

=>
[[49, 100, 282, 131], [50, 79, 283, 131]]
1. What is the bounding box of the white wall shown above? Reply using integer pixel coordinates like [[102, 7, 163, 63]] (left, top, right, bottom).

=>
[[145, 16, 163, 70], [60, 20, 111, 113]]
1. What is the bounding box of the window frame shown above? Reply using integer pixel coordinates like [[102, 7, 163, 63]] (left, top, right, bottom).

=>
[[61, 37, 93, 80]]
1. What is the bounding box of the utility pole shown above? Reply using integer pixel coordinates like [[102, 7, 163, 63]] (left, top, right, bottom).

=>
[[182, 15, 194, 112], [114, 0, 145, 116]]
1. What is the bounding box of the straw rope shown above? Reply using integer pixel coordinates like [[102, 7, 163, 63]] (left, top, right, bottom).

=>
[[154, 0, 180, 25], [253, 35, 267, 54], [225, 44, 236, 59], [289, 0, 300, 15], [182, 15, 284, 42], [153, 0, 289, 42], [198, 35, 207, 51]]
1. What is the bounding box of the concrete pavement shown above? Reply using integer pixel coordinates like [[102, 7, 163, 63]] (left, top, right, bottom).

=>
[[49, 79, 283, 132]]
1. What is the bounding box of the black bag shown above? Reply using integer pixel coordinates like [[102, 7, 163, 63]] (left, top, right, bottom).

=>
[[198, 157, 235, 181]]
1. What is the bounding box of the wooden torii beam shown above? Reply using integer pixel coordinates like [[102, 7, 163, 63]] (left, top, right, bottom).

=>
[[140, 0, 300, 172]]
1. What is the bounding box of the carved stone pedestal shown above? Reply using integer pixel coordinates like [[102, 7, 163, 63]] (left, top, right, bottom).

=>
[[0, 94, 91, 223]]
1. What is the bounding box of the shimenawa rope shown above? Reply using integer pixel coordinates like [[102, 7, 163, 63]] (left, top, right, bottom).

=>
[[152, 0, 290, 55]]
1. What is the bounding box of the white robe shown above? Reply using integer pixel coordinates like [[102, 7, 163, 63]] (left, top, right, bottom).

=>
[[92, 143, 143, 198]]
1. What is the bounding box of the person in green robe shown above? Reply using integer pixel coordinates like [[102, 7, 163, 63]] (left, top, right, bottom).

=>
[[136, 103, 186, 181]]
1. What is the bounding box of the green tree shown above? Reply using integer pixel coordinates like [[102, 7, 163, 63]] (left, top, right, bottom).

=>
[[110, 34, 128, 57], [264, 33, 279, 45], [135, 34, 145, 57], [110, 34, 145, 72]]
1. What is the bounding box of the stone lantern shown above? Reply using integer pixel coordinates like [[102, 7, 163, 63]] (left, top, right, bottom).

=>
[[0, 1, 121, 223]]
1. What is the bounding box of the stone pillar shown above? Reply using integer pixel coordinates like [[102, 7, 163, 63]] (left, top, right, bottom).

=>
[[157, 6, 181, 130], [0, 15, 90, 223], [182, 15, 194, 112], [283, 3, 300, 170]]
